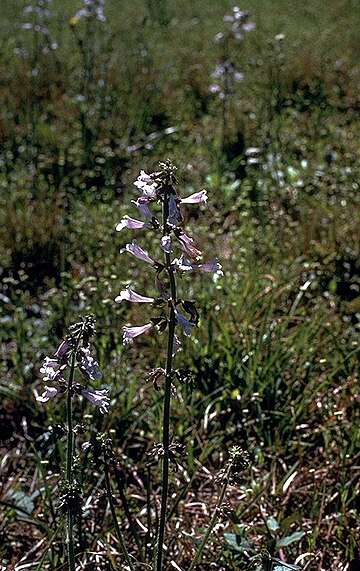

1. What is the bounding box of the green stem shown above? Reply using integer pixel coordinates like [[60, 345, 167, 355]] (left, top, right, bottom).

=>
[[104, 464, 135, 571], [66, 350, 76, 571], [155, 186, 177, 571], [188, 468, 230, 571]]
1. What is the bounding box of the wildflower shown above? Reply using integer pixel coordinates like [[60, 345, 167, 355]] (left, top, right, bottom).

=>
[[174, 308, 196, 336], [82, 389, 109, 414], [120, 240, 156, 264], [161, 235, 172, 254], [123, 323, 153, 345], [40, 357, 66, 382], [131, 197, 154, 219], [116, 215, 148, 232], [194, 259, 223, 274], [37, 385, 65, 403], [176, 231, 202, 259], [115, 287, 155, 304], [168, 194, 183, 225], [134, 170, 159, 197], [78, 347, 102, 380], [171, 255, 223, 274], [209, 61, 244, 100], [55, 339, 69, 359], [73, 0, 106, 23], [180, 190, 208, 204]]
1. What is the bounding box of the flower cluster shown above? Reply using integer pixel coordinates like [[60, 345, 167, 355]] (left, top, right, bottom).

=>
[[70, 0, 106, 24], [21, 0, 58, 53], [209, 61, 244, 100], [37, 316, 109, 414], [116, 161, 222, 347], [214, 6, 255, 44], [210, 6, 255, 100]]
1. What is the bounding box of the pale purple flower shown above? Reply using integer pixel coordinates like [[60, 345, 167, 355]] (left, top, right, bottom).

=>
[[174, 308, 196, 336], [40, 357, 65, 382], [82, 389, 109, 413], [115, 287, 155, 304], [78, 347, 102, 380], [172, 256, 223, 274], [209, 84, 222, 94], [120, 240, 155, 264], [214, 32, 224, 43], [177, 232, 202, 259], [134, 170, 158, 197], [246, 147, 261, 156], [41, 356, 58, 370], [180, 190, 208, 204], [37, 385, 64, 403], [55, 339, 69, 359], [161, 235, 172, 253], [171, 256, 194, 272], [168, 194, 183, 225], [116, 215, 148, 232], [123, 323, 153, 344], [74, 0, 106, 22], [131, 197, 153, 219], [194, 259, 223, 274]]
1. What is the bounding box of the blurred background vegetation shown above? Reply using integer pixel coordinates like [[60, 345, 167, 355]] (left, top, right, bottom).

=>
[[0, 1, 359, 569]]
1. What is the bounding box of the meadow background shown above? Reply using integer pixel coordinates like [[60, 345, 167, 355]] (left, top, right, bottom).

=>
[[0, 0, 359, 569]]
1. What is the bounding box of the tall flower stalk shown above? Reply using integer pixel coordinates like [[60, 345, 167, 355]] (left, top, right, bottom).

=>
[[116, 160, 222, 569], [37, 316, 109, 571]]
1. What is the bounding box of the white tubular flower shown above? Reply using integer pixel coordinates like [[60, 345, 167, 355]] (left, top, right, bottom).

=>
[[116, 215, 148, 232], [122, 323, 153, 345], [180, 190, 208, 204], [115, 287, 155, 304]]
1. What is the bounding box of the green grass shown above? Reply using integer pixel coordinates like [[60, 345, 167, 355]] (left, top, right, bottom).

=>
[[0, 1, 359, 569]]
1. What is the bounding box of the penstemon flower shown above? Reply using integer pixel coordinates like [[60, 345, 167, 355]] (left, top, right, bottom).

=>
[[122, 323, 153, 344], [36, 316, 108, 414], [115, 159, 221, 571], [115, 287, 156, 304], [36, 315, 109, 571]]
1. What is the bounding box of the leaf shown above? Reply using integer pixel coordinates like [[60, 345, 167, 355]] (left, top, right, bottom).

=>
[[224, 533, 254, 553], [281, 512, 302, 533], [267, 516, 281, 533], [276, 531, 306, 548]]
